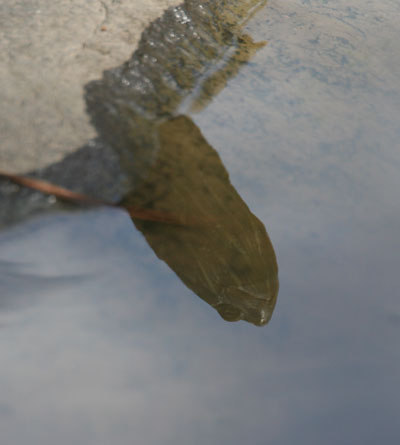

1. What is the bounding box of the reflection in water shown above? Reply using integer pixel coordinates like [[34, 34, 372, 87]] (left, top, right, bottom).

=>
[[122, 116, 278, 325], [1, 0, 278, 325], [0, 260, 86, 310], [189, 34, 266, 113], [1, 1, 400, 442], [85, 0, 278, 325], [85, 0, 267, 185]]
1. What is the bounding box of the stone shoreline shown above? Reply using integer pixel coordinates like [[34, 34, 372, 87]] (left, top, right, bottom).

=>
[[0, 0, 181, 173]]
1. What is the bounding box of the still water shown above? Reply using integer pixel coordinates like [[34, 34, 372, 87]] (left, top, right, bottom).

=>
[[1, 0, 400, 443]]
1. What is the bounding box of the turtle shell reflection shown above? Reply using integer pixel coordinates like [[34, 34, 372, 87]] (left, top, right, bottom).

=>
[[122, 116, 278, 326]]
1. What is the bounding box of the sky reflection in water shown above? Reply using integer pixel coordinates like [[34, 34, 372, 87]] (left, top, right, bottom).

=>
[[1, 0, 400, 443]]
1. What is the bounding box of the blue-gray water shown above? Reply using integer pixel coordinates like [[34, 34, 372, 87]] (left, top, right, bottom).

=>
[[1, 0, 400, 443]]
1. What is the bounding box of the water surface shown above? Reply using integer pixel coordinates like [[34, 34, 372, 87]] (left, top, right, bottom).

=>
[[1, 0, 400, 443]]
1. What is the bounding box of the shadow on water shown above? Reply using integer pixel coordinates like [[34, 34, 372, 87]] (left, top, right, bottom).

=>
[[1, 0, 278, 325]]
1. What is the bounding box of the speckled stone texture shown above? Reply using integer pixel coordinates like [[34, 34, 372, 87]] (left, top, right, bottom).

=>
[[0, 0, 181, 172]]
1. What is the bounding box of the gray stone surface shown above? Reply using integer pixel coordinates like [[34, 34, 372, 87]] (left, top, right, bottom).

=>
[[0, 0, 181, 172]]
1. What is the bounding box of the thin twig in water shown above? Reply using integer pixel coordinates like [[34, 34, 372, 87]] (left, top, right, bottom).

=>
[[0, 169, 190, 225]]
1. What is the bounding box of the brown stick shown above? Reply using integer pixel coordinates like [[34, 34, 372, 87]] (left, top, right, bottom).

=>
[[0, 169, 106, 205], [0, 169, 188, 225]]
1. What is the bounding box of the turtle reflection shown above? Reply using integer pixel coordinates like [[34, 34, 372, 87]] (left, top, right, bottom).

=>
[[85, 0, 278, 325], [121, 116, 278, 326]]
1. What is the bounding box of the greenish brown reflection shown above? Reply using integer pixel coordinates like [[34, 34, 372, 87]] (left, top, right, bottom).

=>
[[84, 0, 278, 325], [85, 0, 268, 182], [190, 34, 266, 112], [121, 116, 278, 326]]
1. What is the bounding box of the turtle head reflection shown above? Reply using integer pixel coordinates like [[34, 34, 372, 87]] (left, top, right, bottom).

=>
[[220, 282, 279, 326], [121, 116, 278, 326]]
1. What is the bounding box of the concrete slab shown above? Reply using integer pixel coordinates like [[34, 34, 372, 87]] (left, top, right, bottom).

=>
[[0, 0, 181, 172]]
